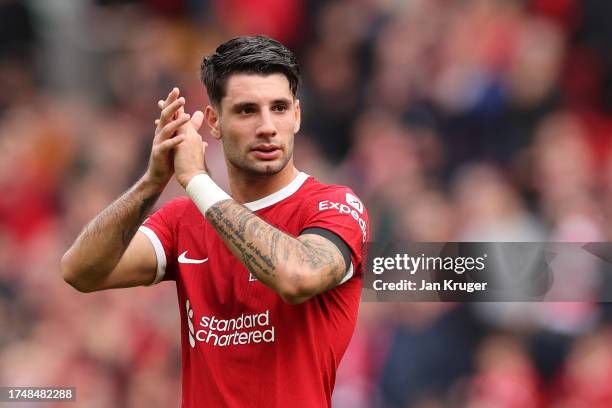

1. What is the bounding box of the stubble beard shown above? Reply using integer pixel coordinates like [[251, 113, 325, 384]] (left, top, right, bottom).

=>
[[225, 141, 293, 177]]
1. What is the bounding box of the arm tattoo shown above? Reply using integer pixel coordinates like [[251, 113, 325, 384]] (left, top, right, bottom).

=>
[[299, 236, 346, 291], [75, 181, 161, 279], [206, 200, 346, 296], [86, 187, 160, 249], [122, 193, 160, 246]]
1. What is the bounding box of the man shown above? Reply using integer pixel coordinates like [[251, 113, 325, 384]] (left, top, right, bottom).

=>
[[61, 35, 369, 407]]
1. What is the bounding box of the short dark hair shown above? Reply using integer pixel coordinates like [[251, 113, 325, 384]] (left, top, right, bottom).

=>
[[200, 35, 300, 107]]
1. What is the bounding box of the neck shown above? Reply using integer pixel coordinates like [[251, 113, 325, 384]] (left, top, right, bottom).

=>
[[228, 163, 299, 204]]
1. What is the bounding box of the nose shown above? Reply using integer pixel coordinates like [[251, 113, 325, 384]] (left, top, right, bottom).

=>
[[256, 109, 277, 138]]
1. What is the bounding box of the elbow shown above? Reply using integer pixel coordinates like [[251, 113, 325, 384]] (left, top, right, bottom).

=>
[[61, 252, 95, 293], [279, 293, 310, 305], [66, 281, 96, 293], [60, 252, 77, 287], [278, 289, 310, 305], [276, 271, 316, 305]]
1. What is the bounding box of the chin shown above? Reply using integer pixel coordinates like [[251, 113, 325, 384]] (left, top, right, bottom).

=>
[[244, 159, 287, 176], [230, 152, 292, 177], [256, 162, 284, 175]]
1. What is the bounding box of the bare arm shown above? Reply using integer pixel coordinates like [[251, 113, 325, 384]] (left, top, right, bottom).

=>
[[61, 178, 162, 292], [61, 88, 202, 292], [205, 200, 347, 304]]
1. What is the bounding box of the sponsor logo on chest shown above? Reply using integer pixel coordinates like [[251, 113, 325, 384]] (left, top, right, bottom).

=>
[[185, 299, 275, 348]]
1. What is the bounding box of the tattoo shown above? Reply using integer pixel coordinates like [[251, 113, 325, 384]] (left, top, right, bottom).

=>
[[121, 192, 161, 246], [205, 200, 346, 299], [66, 178, 162, 289], [300, 237, 346, 291], [270, 232, 280, 264], [85, 184, 160, 250], [207, 204, 275, 277]]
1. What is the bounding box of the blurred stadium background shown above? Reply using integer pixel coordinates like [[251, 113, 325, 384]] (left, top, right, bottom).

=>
[[2, 0, 612, 406]]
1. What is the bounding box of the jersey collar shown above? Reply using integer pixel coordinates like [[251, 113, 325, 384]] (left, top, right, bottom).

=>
[[243, 172, 310, 211]]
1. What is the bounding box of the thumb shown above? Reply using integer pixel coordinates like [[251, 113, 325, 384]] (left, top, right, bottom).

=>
[[202, 141, 210, 173], [191, 110, 204, 131]]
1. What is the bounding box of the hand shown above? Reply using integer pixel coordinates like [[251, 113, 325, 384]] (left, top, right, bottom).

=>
[[144, 88, 190, 189], [153, 87, 207, 189], [173, 108, 208, 189]]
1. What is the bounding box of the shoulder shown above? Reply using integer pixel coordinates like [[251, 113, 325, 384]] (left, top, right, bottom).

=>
[[156, 195, 192, 211], [149, 195, 194, 222], [300, 177, 367, 215], [298, 176, 370, 248]]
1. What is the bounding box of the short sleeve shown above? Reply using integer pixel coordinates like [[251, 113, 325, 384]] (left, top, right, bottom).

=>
[[300, 187, 369, 282], [138, 197, 189, 284]]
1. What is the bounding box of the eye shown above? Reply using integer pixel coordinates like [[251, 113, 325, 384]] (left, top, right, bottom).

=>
[[272, 104, 288, 112], [239, 106, 255, 115]]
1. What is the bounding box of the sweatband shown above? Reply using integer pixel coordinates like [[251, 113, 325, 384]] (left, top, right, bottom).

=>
[[186, 173, 232, 214]]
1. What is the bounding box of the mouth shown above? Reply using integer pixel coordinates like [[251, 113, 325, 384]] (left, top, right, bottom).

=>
[[250, 144, 282, 160]]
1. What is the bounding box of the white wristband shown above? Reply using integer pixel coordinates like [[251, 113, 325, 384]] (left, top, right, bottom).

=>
[[186, 173, 232, 214]]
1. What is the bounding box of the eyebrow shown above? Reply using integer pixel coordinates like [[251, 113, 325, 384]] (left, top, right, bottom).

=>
[[232, 102, 257, 111], [270, 98, 293, 106], [231, 98, 293, 110]]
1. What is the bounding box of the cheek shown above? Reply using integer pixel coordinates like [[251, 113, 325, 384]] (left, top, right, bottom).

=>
[[230, 119, 258, 138], [221, 130, 252, 158], [277, 116, 297, 134]]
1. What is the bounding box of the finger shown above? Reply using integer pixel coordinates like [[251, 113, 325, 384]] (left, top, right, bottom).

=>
[[158, 114, 191, 140], [174, 101, 187, 124], [165, 87, 179, 104], [156, 134, 186, 153], [190, 110, 204, 131], [158, 87, 179, 112], [159, 97, 185, 126], [159, 98, 183, 122]]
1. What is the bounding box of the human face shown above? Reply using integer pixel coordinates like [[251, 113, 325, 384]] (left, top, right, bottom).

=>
[[214, 73, 300, 177]]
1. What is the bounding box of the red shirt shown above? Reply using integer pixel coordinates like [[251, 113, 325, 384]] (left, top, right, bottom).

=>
[[139, 173, 369, 407]]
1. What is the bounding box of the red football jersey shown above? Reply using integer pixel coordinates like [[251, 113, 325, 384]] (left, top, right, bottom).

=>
[[139, 172, 369, 407]]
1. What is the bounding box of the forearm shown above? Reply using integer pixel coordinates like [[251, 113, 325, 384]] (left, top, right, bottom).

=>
[[61, 176, 162, 288], [205, 200, 345, 303]]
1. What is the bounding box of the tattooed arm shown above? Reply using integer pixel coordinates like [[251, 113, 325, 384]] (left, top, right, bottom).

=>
[[61, 178, 163, 292], [206, 200, 347, 304], [61, 88, 198, 292]]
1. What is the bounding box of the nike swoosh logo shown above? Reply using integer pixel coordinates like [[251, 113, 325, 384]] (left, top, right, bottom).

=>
[[178, 251, 208, 264]]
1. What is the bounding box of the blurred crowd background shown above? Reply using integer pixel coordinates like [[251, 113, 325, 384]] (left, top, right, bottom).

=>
[[2, 0, 612, 406]]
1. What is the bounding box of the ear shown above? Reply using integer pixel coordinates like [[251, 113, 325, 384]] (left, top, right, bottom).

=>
[[204, 105, 222, 140], [293, 99, 301, 134]]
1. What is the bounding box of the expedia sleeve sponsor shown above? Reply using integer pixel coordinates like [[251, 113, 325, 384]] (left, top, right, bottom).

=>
[[318, 200, 368, 243], [300, 187, 370, 282]]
